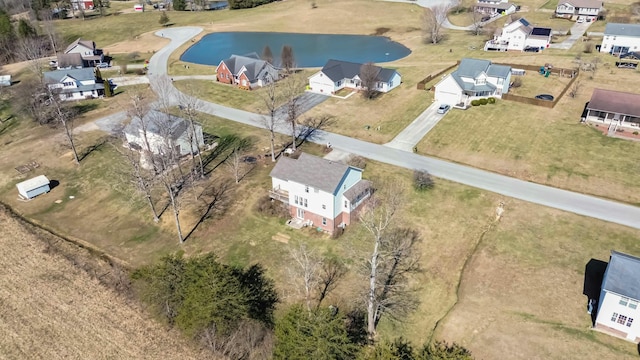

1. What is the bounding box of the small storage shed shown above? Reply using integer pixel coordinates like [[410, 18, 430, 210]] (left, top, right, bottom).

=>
[[0, 75, 11, 87], [16, 175, 51, 200]]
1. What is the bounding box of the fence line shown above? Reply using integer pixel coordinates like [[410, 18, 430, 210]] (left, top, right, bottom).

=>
[[416, 62, 459, 90]]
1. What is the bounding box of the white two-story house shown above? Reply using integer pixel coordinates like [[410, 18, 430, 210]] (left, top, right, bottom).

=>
[[600, 23, 640, 55], [269, 153, 372, 234], [434, 58, 511, 107], [594, 251, 640, 342], [555, 0, 602, 20], [475, 0, 517, 17], [123, 110, 205, 157], [485, 18, 552, 51], [43, 68, 105, 101], [308, 59, 401, 95]]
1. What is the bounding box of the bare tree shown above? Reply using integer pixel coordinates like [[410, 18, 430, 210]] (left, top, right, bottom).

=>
[[298, 114, 335, 144], [469, 8, 484, 36], [122, 141, 160, 221], [423, 4, 451, 44], [225, 146, 246, 184], [360, 62, 380, 100], [16, 36, 50, 83], [289, 243, 322, 312], [262, 45, 274, 65], [281, 73, 303, 151], [280, 45, 295, 73], [178, 90, 205, 178], [569, 79, 582, 98], [315, 258, 347, 309], [39, 11, 60, 55], [157, 149, 185, 244], [260, 74, 282, 162], [359, 182, 420, 339]]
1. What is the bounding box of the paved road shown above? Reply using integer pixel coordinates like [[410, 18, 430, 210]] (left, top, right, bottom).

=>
[[274, 92, 329, 120], [385, 101, 445, 151], [95, 27, 640, 230]]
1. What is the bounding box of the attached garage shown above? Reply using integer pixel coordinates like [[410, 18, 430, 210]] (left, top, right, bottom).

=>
[[434, 75, 463, 106], [16, 175, 51, 200], [308, 72, 336, 94]]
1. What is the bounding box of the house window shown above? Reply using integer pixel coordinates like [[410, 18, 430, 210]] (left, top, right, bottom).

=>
[[628, 318, 634, 327], [344, 200, 348, 208], [294, 195, 299, 205], [322, 205, 326, 210], [305, 185, 309, 193], [611, 312, 619, 322], [322, 218, 327, 225], [304, 198, 308, 207], [629, 300, 638, 309], [617, 315, 628, 325], [620, 297, 629, 307]]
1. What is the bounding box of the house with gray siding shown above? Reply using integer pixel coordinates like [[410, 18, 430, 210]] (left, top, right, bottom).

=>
[[434, 58, 511, 107], [308, 59, 401, 95], [44, 68, 104, 101]]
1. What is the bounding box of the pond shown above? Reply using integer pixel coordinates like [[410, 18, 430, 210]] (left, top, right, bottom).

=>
[[180, 32, 411, 68]]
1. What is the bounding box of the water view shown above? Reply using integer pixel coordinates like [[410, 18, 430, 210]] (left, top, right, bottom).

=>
[[180, 32, 411, 67]]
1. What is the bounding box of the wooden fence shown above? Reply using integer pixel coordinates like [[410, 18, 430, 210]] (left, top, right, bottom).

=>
[[416, 62, 459, 90]]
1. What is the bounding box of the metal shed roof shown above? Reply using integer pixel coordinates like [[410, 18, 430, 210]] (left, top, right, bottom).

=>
[[16, 175, 50, 192]]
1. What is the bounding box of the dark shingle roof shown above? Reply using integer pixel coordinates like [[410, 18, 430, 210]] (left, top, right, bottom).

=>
[[602, 251, 640, 301], [57, 53, 84, 68], [43, 68, 96, 83], [270, 153, 357, 194], [605, 23, 640, 37], [321, 59, 398, 83], [587, 88, 640, 118], [219, 53, 276, 82]]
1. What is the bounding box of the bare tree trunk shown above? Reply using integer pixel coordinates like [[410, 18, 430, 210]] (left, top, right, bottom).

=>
[[367, 237, 380, 336], [166, 181, 184, 244], [289, 244, 321, 312], [61, 117, 80, 164], [260, 74, 281, 162]]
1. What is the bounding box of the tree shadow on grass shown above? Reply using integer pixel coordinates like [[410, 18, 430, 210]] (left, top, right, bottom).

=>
[[183, 179, 233, 243]]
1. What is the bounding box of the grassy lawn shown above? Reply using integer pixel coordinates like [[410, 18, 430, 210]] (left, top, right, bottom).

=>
[[508, 70, 572, 98], [540, 0, 559, 10]]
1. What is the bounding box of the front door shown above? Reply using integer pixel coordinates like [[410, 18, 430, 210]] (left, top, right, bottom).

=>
[[296, 208, 305, 219]]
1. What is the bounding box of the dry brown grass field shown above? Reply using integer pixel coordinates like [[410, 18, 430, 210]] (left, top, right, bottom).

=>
[[0, 208, 206, 359]]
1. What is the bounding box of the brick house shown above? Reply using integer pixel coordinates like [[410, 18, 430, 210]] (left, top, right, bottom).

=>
[[215, 53, 279, 90]]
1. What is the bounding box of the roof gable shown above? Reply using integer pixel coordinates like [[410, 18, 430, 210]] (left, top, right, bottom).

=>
[[65, 38, 96, 53], [44, 68, 96, 83], [270, 152, 360, 194], [602, 251, 640, 301], [219, 53, 274, 82]]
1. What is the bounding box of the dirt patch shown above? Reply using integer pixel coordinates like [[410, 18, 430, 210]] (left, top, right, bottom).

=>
[[104, 31, 170, 55]]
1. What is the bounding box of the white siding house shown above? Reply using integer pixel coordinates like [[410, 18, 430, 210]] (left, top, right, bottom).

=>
[[308, 59, 401, 95], [594, 251, 640, 342], [269, 153, 371, 234], [43, 68, 104, 101], [124, 110, 205, 157], [485, 18, 552, 51], [475, 0, 517, 16], [64, 38, 103, 67], [555, 0, 602, 19], [434, 58, 511, 107], [600, 23, 640, 55], [16, 175, 50, 200]]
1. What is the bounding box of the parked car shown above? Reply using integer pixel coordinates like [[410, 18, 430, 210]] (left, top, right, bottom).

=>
[[481, 16, 491, 22], [97, 62, 110, 68], [437, 104, 451, 114], [524, 46, 540, 52]]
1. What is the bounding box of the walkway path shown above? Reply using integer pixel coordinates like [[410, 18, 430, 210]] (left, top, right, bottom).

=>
[[89, 27, 640, 231]]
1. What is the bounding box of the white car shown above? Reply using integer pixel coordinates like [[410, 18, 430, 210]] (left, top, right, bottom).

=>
[[437, 104, 451, 114], [577, 17, 586, 23]]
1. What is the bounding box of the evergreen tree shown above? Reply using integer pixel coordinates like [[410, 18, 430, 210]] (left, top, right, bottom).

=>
[[159, 11, 170, 26], [17, 19, 37, 38], [274, 305, 358, 360], [173, 0, 187, 11], [103, 79, 113, 97]]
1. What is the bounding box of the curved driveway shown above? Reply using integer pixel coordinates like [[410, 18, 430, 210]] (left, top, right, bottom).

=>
[[143, 27, 640, 230]]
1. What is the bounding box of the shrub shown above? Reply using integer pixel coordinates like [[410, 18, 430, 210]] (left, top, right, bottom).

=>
[[488, 97, 496, 104], [583, 41, 593, 53], [413, 170, 434, 191], [347, 155, 367, 169], [633, 131, 639, 135], [512, 78, 522, 88], [471, 100, 480, 106], [479, 98, 488, 105]]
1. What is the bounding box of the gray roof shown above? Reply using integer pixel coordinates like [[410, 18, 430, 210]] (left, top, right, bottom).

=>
[[343, 179, 372, 202], [602, 251, 640, 301], [124, 110, 190, 141], [219, 53, 277, 82], [321, 59, 398, 83], [562, 0, 602, 9], [44, 68, 96, 83], [65, 38, 96, 54], [450, 58, 510, 92], [270, 153, 358, 194], [587, 88, 640, 118], [605, 23, 640, 37], [57, 53, 84, 68]]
